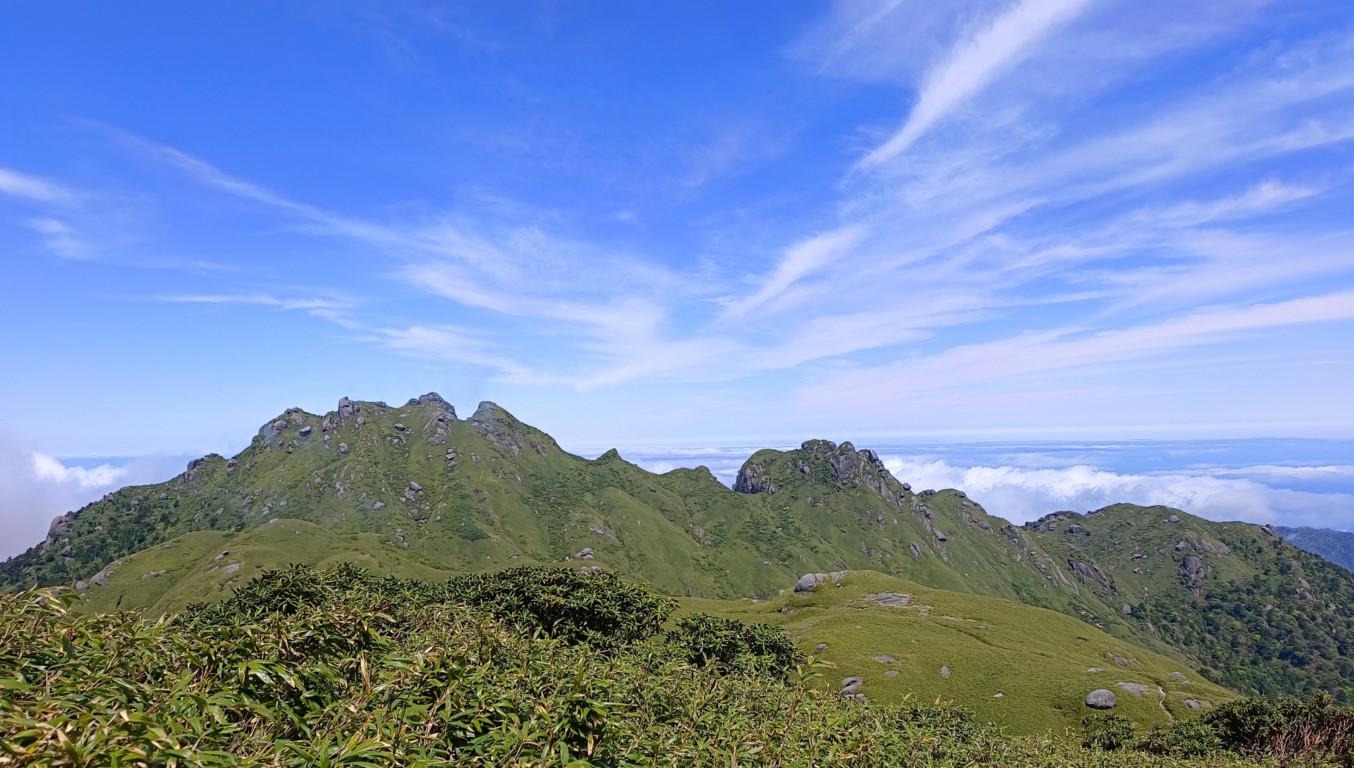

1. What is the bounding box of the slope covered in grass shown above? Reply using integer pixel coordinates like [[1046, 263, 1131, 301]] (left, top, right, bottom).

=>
[[683, 570, 1236, 735], [8, 392, 1354, 701], [0, 565, 1289, 768]]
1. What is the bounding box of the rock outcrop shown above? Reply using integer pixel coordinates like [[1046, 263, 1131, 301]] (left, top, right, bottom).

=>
[[1085, 689, 1117, 709]]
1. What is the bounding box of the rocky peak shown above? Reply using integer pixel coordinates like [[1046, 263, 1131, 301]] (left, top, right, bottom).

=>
[[406, 392, 457, 418], [336, 396, 364, 425], [468, 401, 558, 457], [732, 439, 911, 505], [1027, 511, 1084, 534]]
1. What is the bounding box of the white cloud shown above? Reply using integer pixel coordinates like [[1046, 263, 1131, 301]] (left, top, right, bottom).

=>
[[881, 454, 1354, 530], [857, 0, 1093, 168], [23, 217, 88, 259], [158, 292, 356, 321], [0, 434, 187, 561], [123, 19, 1354, 429], [721, 225, 865, 319], [797, 291, 1354, 413], [1192, 464, 1354, 482], [0, 167, 76, 203], [376, 324, 543, 383]]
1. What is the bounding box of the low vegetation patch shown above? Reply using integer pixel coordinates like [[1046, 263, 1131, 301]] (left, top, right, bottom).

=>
[[0, 564, 1331, 766]]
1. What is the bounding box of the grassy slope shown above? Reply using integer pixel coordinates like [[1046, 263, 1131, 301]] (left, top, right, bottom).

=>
[[681, 570, 1235, 736], [7, 393, 1353, 702], [77, 519, 455, 615]]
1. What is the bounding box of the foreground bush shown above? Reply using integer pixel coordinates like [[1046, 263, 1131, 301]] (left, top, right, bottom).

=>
[[1134, 694, 1354, 765], [668, 611, 803, 679], [1082, 713, 1136, 751], [0, 565, 1312, 767]]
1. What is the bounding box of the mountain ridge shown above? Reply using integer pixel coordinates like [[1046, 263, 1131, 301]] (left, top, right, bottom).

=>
[[5, 392, 1353, 701]]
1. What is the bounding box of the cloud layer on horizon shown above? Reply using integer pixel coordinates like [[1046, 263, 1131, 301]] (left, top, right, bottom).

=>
[[881, 455, 1354, 531]]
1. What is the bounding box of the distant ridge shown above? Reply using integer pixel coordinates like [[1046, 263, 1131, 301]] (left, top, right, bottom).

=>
[[1278, 526, 1354, 572]]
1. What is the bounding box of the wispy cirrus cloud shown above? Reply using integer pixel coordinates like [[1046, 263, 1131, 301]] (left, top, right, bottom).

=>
[[160, 292, 353, 312], [0, 167, 77, 203], [857, 0, 1094, 169], [116, 4, 1354, 435], [798, 290, 1354, 414]]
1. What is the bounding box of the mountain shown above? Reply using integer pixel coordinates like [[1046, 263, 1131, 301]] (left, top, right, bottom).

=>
[[5, 393, 1354, 704], [1279, 526, 1354, 572]]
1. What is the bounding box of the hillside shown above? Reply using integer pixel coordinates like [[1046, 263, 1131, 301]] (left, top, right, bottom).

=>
[[5, 392, 1354, 704], [3, 565, 1310, 767], [683, 570, 1235, 735], [1279, 526, 1354, 572]]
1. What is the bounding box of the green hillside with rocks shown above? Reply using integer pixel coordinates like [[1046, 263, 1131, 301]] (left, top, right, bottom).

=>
[[683, 569, 1235, 735], [5, 392, 1354, 716], [10, 564, 1343, 767]]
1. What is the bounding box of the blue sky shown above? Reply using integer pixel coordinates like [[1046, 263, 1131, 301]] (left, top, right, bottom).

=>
[[3, 1, 1354, 553]]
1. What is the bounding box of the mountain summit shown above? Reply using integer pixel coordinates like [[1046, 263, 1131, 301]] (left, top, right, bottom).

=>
[[4, 393, 1354, 700]]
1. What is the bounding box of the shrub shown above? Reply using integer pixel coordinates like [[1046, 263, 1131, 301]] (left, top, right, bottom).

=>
[[439, 565, 677, 647], [1082, 712, 1136, 751], [668, 611, 803, 679], [1138, 718, 1224, 758], [1207, 694, 1354, 765]]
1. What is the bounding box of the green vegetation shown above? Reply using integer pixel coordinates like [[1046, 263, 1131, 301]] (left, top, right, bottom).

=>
[[0, 565, 1312, 767], [1083, 695, 1354, 765], [1280, 526, 1354, 573], [5, 392, 1354, 723], [681, 569, 1236, 736]]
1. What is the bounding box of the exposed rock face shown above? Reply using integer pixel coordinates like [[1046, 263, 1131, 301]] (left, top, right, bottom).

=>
[[1028, 511, 1082, 535], [409, 392, 457, 419], [1181, 555, 1206, 583], [1069, 560, 1110, 587], [794, 571, 846, 592], [467, 401, 538, 456], [940, 666, 952, 679], [1085, 689, 1117, 709], [732, 439, 912, 506], [732, 462, 778, 494], [1115, 682, 1150, 698], [839, 677, 863, 697], [908, 543, 923, 560], [576, 548, 595, 560], [49, 515, 71, 538], [338, 397, 357, 425]]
